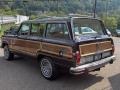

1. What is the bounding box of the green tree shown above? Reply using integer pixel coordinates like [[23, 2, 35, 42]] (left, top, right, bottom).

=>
[[102, 16, 117, 30], [117, 17, 120, 29]]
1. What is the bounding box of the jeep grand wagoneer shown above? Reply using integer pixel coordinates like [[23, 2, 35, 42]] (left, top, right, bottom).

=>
[[1, 16, 115, 80]]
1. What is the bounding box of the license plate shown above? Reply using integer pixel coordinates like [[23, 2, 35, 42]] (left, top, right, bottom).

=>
[[95, 54, 101, 61], [102, 51, 111, 58]]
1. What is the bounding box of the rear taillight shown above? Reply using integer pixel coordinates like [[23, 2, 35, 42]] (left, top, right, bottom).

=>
[[112, 45, 115, 54], [75, 51, 81, 64]]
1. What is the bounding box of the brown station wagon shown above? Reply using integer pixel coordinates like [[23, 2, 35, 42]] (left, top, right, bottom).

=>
[[1, 16, 116, 80]]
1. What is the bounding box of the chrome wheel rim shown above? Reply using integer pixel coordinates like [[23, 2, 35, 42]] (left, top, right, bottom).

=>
[[40, 59, 52, 78], [4, 46, 9, 59]]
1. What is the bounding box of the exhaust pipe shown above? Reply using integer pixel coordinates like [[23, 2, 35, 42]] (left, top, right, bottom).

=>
[[93, 68, 100, 71], [109, 60, 114, 64]]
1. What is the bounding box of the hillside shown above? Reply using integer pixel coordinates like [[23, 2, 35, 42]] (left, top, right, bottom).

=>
[[0, 0, 120, 17], [0, 0, 120, 33]]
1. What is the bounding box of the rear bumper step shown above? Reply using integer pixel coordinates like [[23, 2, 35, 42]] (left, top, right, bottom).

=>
[[70, 55, 116, 75]]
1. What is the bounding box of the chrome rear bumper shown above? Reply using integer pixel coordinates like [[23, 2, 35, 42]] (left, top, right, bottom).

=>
[[70, 55, 116, 75]]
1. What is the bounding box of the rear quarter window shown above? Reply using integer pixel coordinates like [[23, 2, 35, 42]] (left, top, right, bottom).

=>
[[46, 23, 70, 40]]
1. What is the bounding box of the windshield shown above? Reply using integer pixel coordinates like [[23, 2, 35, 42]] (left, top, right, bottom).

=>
[[72, 18, 105, 37]]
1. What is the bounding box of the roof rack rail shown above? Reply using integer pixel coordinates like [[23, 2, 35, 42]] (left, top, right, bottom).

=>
[[34, 16, 59, 20], [34, 16, 68, 21], [33, 16, 52, 20], [68, 14, 93, 18]]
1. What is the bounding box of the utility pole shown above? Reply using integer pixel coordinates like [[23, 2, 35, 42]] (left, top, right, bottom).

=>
[[106, 1, 108, 17], [93, 0, 97, 18], [23, 1, 28, 16], [105, 0, 112, 17], [57, 0, 59, 16]]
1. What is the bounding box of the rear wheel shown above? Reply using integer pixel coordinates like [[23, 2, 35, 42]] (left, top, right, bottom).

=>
[[40, 57, 58, 80], [4, 45, 14, 61]]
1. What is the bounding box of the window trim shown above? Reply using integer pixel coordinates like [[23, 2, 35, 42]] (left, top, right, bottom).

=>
[[45, 22, 71, 40]]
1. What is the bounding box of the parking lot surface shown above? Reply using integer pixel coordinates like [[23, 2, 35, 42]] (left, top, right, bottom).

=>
[[0, 37, 120, 90]]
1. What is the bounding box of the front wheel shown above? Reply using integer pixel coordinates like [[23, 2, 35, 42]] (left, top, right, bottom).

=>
[[4, 45, 14, 61], [40, 57, 58, 80]]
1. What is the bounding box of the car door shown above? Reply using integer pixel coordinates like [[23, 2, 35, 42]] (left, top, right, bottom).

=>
[[11, 22, 31, 54], [41, 23, 73, 59], [23, 23, 46, 56]]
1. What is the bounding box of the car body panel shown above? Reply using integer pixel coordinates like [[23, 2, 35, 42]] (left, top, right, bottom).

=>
[[1, 16, 115, 73]]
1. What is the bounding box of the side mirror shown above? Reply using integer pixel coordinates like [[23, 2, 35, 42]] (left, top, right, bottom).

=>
[[106, 29, 112, 37], [108, 33, 112, 37]]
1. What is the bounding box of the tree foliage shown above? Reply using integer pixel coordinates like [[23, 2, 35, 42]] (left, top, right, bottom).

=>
[[102, 16, 117, 30], [0, 0, 120, 32], [0, 0, 120, 17]]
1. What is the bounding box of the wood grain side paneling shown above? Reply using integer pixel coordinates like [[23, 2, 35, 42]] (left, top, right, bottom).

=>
[[80, 41, 112, 56], [41, 42, 73, 59], [10, 38, 41, 56], [80, 43, 96, 55], [99, 41, 112, 51]]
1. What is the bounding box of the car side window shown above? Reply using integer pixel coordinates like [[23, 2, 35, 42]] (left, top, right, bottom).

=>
[[39, 24, 46, 36], [46, 23, 70, 40], [19, 23, 30, 36], [31, 23, 46, 37], [31, 23, 40, 36]]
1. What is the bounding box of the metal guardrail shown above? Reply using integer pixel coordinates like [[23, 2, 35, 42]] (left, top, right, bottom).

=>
[[0, 19, 16, 24], [0, 16, 16, 24], [0, 15, 29, 25]]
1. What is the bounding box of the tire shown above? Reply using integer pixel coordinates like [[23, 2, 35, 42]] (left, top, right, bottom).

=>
[[4, 45, 14, 61], [40, 57, 58, 80]]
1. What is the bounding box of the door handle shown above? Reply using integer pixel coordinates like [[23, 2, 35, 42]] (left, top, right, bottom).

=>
[[59, 49, 65, 56]]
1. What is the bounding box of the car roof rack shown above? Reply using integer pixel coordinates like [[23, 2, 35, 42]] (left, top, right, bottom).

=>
[[68, 14, 93, 18]]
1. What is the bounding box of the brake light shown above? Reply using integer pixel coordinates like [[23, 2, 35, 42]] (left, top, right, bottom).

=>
[[75, 51, 81, 64], [112, 45, 115, 54]]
